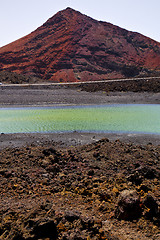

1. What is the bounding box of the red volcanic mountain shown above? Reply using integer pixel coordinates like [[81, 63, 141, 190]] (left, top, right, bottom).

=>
[[0, 7, 160, 82]]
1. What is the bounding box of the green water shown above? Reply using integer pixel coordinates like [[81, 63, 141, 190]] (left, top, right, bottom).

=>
[[0, 104, 160, 134]]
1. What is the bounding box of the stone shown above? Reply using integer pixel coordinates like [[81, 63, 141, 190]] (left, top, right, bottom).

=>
[[32, 219, 58, 239], [126, 172, 142, 185], [87, 169, 94, 176], [64, 211, 80, 222], [136, 166, 158, 179], [143, 193, 159, 219], [115, 190, 142, 220]]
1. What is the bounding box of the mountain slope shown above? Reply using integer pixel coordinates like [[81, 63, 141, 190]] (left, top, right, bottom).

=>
[[0, 7, 160, 82]]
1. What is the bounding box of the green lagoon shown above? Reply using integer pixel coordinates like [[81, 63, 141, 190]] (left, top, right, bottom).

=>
[[0, 104, 160, 134]]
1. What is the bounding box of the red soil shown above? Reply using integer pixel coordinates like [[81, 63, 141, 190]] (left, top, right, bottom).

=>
[[0, 7, 160, 82]]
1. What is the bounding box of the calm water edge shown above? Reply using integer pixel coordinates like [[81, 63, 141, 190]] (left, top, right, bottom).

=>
[[0, 104, 160, 134]]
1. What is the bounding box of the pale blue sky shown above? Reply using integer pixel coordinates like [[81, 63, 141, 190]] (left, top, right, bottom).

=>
[[0, 0, 160, 47]]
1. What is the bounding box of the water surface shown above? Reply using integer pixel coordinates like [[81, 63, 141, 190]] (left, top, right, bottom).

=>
[[0, 104, 160, 134]]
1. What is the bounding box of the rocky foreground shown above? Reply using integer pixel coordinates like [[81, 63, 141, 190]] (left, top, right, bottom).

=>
[[0, 139, 160, 239]]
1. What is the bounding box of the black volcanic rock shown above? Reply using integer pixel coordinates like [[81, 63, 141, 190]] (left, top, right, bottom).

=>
[[0, 7, 160, 82]]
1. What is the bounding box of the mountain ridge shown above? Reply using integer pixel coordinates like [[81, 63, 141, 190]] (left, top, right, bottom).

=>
[[0, 7, 160, 82]]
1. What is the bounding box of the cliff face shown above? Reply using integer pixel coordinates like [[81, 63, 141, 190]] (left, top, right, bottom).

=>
[[0, 7, 160, 82]]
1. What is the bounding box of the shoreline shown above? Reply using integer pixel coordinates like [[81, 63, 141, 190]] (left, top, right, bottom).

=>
[[0, 88, 160, 107], [0, 131, 160, 150], [0, 102, 160, 108], [0, 88, 159, 147]]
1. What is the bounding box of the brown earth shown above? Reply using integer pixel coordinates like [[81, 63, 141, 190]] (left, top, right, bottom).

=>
[[0, 139, 160, 239], [79, 77, 160, 93], [0, 8, 160, 82], [0, 70, 160, 240], [0, 86, 160, 239]]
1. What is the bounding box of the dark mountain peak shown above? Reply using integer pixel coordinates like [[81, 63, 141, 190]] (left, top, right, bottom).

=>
[[49, 7, 79, 19], [43, 7, 94, 28], [62, 7, 79, 14], [55, 7, 88, 18], [0, 8, 160, 82]]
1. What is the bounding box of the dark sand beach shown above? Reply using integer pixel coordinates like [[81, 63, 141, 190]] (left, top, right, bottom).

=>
[[0, 87, 160, 107]]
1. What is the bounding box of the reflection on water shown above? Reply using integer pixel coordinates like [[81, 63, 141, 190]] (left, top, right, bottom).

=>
[[0, 104, 160, 134]]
